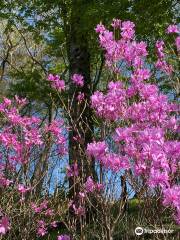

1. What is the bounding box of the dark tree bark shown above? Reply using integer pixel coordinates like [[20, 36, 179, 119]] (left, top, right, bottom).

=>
[[120, 175, 128, 213], [65, 0, 96, 197]]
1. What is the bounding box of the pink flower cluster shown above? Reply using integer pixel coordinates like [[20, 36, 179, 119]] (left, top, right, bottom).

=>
[[31, 200, 56, 236], [77, 92, 85, 102], [91, 82, 126, 120], [72, 204, 85, 217], [84, 176, 104, 193], [0, 173, 12, 188], [0, 97, 43, 168], [17, 184, 31, 201], [58, 235, 71, 240], [96, 20, 147, 71], [71, 74, 84, 87], [111, 18, 121, 28], [37, 220, 47, 237], [66, 163, 79, 177], [48, 74, 65, 91], [87, 141, 130, 172], [87, 141, 107, 158], [0, 216, 10, 235], [163, 186, 180, 224], [0, 97, 66, 183], [155, 24, 180, 74], [121, 21, 135, 40], [45, 119, 67, 155], [155, 40, 173, 75], [167, 24, 179, 34], [69, 176, 103, 217], [31, 200, 49, 213]]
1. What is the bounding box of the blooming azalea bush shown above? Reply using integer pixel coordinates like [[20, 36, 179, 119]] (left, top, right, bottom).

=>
[[88, 19, 180, 229], [0, 19, 179, 240], [0, 97, 69, 239]]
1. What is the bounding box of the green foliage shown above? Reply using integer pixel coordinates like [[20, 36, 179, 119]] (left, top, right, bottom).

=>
[[0, 0, 178, 102]]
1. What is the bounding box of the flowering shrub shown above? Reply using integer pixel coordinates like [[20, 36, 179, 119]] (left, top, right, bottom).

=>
[[90, 19, 180, 226], [0, 96, 67, 239]]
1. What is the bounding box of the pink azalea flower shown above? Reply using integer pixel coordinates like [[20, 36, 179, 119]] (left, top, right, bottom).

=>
[[50, 221, 57, 228], [0, 216, 10, 235], [14, 95, 27, 106], [71, 74, 84, 87], [17, 184, 30, 194], [163, 186, 180, 208], [155, 40, 165, 59], [84, 177, 96, 193], [0, 174, 12, 188], [77, 92, 85, 102], [66, 163, 79, 177], [31, 200, 48, 213], [95, 23, 106, 33], [48, 74, 65, 91], [148, 169, 169, 188], [111, 18, 121, 28], [79, 191, 86, 199], [37, 227, 47, 236], [39, 200, 48, 210], [57, 235, 71, 240], [37, 220, 47, 236], [87, 141, 107, 159], [31, 203, 41, 213], [167, 24, 179, 34], [84, 177, 104, 193], [72, 204, 85, 216], [96, 183, 104, 191], [121, 21, 135, 40], [155, 59, 173, 75], [3, 98, 11, 106], [174, 209, 180, 225], [44, 208, 54, 216]]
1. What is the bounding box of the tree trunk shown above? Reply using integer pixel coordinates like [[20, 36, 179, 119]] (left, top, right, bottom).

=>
[[66, 0, 95, 197], [121, 175, 128, 213]]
